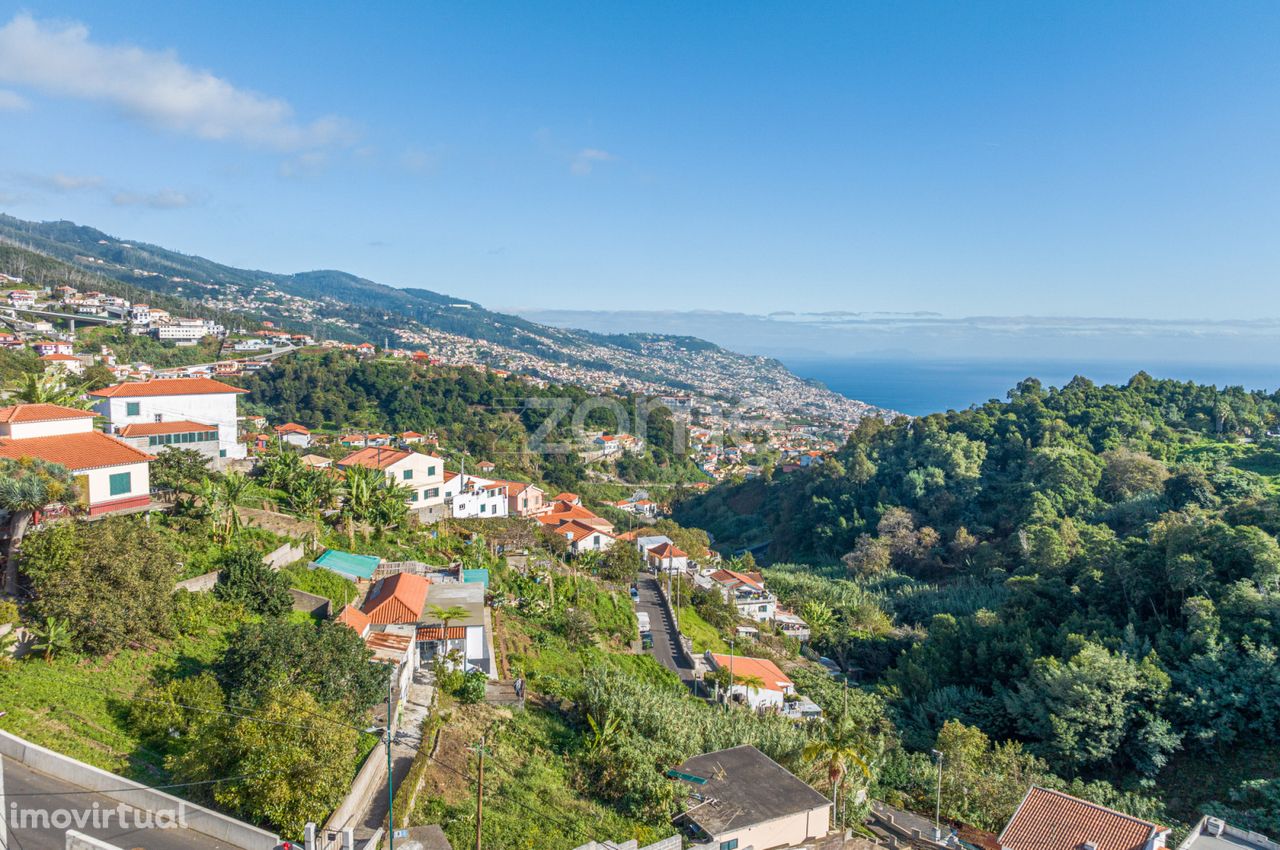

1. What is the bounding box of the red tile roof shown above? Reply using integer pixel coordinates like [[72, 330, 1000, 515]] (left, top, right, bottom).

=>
[[648, 541, 688, 559], [336, 605, 372, 635], [118, 420, 215, 437], [416, 625, 467, 641], [0, 403, 94, 424], [557, 519, 614, 543], [999, 787, 1164, 850], [338, 446, 413, 470], [710, 568, 765, 591], [273, 422, 310, 434], [360, 573, 431, 624], [708, 654, 792, 692], [39, 353, 81, 361], [90, 377, 247, 397], [0, 431, 156, 471]]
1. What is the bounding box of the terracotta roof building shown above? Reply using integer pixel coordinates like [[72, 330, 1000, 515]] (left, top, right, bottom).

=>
[[999, 787, 1170, 850], [360, 573, 432, 625]]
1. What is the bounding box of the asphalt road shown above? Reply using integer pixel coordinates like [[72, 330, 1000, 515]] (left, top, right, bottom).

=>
[[634, 573, 696, 685], [0, 756, 241, 850]]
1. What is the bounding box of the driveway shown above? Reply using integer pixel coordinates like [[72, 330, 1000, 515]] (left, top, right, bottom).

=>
[[634, 573, 696, 686]]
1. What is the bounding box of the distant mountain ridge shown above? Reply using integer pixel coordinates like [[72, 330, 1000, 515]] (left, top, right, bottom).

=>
[[0, 213, 890, 426]]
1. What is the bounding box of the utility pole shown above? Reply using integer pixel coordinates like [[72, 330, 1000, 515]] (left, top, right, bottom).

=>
[[387, 663, 397, 850], [931, 748, 943, 841], [471, 735, 487, 850]]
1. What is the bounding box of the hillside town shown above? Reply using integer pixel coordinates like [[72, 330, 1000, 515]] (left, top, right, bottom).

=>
[[5, 357, 1267, 850]]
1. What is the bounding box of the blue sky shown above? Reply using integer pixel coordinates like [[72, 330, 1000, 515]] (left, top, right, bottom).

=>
[[1, 2, 1278, 319]]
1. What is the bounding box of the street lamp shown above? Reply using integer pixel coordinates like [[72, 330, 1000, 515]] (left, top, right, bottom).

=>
[[930, 748, 943, 841]]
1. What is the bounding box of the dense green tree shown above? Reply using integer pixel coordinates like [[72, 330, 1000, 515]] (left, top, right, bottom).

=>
[[214, 548, 293, 617], [170, 685, 360, 837], [217, 617, 385, 713], [20, 517, 181, 653], [0, 457, 76, 595]]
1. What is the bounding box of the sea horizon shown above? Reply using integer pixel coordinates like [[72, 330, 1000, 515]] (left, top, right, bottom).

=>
[[784, 356, 1280, 418]]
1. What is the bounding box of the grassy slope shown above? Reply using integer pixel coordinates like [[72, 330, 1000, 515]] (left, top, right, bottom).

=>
[[0, 614, 236, 781], [677, 604, 730, 653]]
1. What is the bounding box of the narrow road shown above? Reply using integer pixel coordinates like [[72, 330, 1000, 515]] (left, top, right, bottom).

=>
[[1, 756, 240, 850], [634, 573, 696, 686]]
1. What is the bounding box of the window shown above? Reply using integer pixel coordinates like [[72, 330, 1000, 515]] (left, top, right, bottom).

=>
[[403, 469, 413, 480], [219, 449, 227, 458], [108, 471, 131, 497], [126, 401, 140, 416], [719, 841, 738, 850], [410, 491, 419, 501], [427, 465, 436, 476], [425, 487, 439, 499], [480, 504, 486, 514]]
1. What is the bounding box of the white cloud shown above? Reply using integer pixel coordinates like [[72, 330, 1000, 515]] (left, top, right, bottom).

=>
[[47, 173, 103, 191], [0, 89, 27, 110], [111, 189, 197, 209], [571, 148, 615, 176], [0, 14, 353, 151]]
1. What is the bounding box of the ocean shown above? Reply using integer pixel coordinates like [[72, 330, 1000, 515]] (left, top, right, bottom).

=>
[[783, 357, 1280, 417]]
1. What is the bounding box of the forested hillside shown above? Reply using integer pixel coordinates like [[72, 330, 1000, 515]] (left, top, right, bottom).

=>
[[677, 374, 1280, 831], [242, 350, 705, 491]]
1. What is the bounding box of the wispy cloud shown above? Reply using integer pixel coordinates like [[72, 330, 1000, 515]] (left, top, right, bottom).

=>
[[278, 151, 330, 178], [111, 189, 198, 209], [570, 148, 615, 176], [0, 89, 27, 110], [0, 13, 355, 151], [45, 173, 103, 191]]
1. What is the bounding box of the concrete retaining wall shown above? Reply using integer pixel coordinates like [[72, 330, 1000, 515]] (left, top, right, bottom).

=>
[[175, 543, 306, 594], [66, 831, 124, 850], [0, 730, 280, 850], [265, 542, 305, 570], [175, 570, 220, 592], [289, 588, 331, 618]]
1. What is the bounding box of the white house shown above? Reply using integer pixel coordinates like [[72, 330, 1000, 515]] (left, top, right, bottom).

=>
[[443, 473, 510, 519], [0, 403, 154, 516], [118, 420, 222, 461], [709, 568, 778, 622], [672, 746, 831, 850], [91, 377, 248, 460], [558, 520, 617, 556], [705, 652, 795, 710], [39, 353, 85, 376], [645, 541, 689, 574], [273, 422, 312, 449], [337, 446, 446, 515]]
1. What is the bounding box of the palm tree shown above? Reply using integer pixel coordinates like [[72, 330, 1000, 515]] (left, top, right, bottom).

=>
[[339, 465, 382, 545], [260, 449, 304, 491], [584, 710, 621, 756], [31, 616, 72, 660], [0, 458, 76, 596], [428, 604, 470, 632], [734, 672, 767, 697], [10, 373, 92, 408], [215, 472, 256, 540], [800, 600, 835, 643], [802, 715, 874, 831]]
